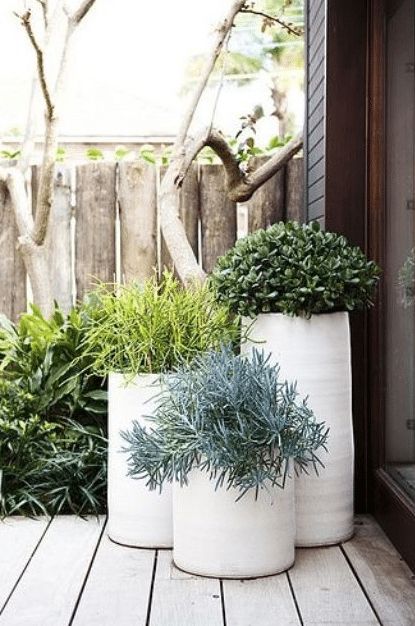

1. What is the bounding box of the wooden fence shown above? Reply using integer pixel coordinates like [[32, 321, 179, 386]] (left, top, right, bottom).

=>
[[0, 157, 304, 321]]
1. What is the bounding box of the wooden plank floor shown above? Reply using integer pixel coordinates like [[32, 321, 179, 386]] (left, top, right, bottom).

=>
[[0, 516, 414, 626]]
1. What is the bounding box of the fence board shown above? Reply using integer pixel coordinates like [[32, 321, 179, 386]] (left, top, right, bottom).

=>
[[31, 166, 73, 312], [160, 163, 199, 273], [75, 162, 116, 300], [286, 157, 305, 222], [246, 158, 285, 233], [199, 164, 236, 273], [1, 157, 302, 318], [118, 161, 157, 283], [0, 179, 26, 321]]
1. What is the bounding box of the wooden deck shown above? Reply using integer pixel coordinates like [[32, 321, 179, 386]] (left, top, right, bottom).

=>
[[0, 516, 414, 626]]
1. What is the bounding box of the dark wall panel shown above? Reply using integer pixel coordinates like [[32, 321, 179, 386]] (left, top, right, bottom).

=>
[[305, 0, 326, 225]]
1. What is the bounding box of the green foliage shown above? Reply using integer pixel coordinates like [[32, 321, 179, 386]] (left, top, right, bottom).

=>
[[82, 272, 240, 376], [122, 346, 328, 498], [56, 146, 66, 162], [114, 145, 130, 161], [0, 304, 107, 425], [211, 221, 381, 318], [0, 416, 106, 517], [86, 147, 104, 161], [0, 314, 107, 517], [0, 378, 37, 421], [139, 144, 156, 164], [398, 249, 415, 308], [0, 149, 20, 160]]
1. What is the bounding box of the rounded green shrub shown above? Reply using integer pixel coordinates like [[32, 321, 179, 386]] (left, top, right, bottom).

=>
[[82, 271, 240, 376], [211, 221, 381, 317]]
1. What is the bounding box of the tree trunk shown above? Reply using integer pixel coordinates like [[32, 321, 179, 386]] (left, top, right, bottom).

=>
[[18, 235, 54, 318]]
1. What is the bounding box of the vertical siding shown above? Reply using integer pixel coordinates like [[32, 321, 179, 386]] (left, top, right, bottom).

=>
[[305, 0, 326, 224]]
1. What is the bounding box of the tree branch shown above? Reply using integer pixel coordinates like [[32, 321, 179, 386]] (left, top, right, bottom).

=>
[[16, 10, 54, 121], [240, 7, 303, 36], [35, 0, 49, 29], [173, 0, 246, 154], [66, 0, 97, 25], [230, 132, 303, 201], [176, 129, 302, 203]]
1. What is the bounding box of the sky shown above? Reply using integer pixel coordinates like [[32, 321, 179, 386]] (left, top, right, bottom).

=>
[[0, 1, 304, 140]]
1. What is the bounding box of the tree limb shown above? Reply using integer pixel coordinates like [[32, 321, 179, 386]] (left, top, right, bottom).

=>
[[35, 0, 49, 29], [66, 0, 97, 25], [32, 0, 97, 245], [229, 132, 303, 201], [16, 10, 54, 121], [176, 129, 303, 203], [173, 0, 246, 154], [175, 128, 243, 190], [240, 7, 303, 36]]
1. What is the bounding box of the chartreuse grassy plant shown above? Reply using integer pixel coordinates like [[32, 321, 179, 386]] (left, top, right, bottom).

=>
[[82, 271, 240, 376], [211, 221, 381, 318], [121, 346, 329, 499]]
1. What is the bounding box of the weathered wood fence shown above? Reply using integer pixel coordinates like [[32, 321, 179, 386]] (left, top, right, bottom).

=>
[[0, 156, 303, 321]]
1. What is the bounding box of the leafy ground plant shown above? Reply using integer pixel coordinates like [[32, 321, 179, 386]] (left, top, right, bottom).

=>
[[211, 221, 381, 317], [122, 346, 329, 499], [82, 271, 240, 376], [0, 411, 106, 517], [0, 304, 107, 426]]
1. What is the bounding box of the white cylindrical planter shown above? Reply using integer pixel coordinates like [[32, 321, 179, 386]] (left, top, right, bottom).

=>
[[107, 372, 173, 548], [173, 468, 295, 578], [242, 312, 354, 547]]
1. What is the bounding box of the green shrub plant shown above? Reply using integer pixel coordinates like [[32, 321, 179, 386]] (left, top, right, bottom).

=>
[[0, 304, 107, 517], [211, 221, 381, 318]]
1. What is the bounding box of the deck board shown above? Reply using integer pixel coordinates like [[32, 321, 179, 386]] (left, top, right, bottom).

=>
[[289, 545, 379, 625], [149, 550, 223, 626], [223, 574, 301, 626], [72, 533, 155, 626], [0, 517, 49, 612], [0, 516, 103, 626], [0, 515, 413, 625], [343, 515, 415, 626]]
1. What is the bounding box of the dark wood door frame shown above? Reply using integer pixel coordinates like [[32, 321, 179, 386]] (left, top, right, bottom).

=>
[[367, 0, 415, 572], [324, 0, 369, 513]]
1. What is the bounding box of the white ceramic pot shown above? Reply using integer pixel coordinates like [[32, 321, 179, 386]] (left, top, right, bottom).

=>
[[242, 312, 354, 547], [173, 467, 295, 578], [107, 372, 173, 548]]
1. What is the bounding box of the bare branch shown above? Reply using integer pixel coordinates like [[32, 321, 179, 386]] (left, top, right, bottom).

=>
[[68, 0, 97, 25], [16, 10, 54, 120], [177, 129, 302, 203], [176, 128, 243, 190], [240, 7, 303, 36], [230, 132, 303, 201], [173, 0, 246, 153], [35, 0, 49, 29]]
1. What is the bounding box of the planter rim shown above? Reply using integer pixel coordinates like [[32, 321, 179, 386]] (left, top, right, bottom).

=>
[[245, 311, 350, 320], [108, 370, 162, 380]]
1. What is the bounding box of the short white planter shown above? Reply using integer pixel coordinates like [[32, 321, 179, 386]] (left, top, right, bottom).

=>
[[173, 467, 295, 578], [107, 372, 173, 548], [242, 312, 354, 547]]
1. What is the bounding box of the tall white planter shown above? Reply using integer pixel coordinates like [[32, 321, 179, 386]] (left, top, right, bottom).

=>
[[107, 372, 173, 548], [242, 312, 354, 546], [173, 467, 295, 578]]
